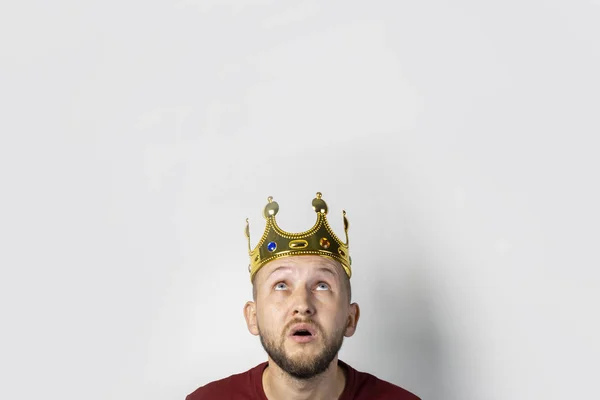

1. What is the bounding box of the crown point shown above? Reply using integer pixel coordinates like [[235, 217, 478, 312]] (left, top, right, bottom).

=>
[[263, 197, 279, 218], [343, 210, 349, 230], [312, 195, 328, 214], [316, 192, 322, 199], [245, 218, 251, 252]]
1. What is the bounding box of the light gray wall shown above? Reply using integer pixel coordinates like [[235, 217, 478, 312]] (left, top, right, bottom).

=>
[[1, 1, 599, 399]]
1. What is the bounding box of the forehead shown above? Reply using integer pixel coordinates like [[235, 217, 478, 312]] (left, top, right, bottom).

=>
[[258, 255, 343, 280]]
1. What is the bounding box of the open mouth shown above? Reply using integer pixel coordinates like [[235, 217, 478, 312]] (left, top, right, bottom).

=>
[[293, 329, 312, 337], [289, 324, 317, 338]]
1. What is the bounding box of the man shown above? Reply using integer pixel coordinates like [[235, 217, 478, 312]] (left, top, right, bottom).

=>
[[187, 193, 420, 399]]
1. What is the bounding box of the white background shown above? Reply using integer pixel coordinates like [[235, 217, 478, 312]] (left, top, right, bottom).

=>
[[1, 1, 599, 399]]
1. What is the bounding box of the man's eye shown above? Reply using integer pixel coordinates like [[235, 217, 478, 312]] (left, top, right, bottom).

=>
[[274, 282, 288, 290], [316, 282, 330, 291]]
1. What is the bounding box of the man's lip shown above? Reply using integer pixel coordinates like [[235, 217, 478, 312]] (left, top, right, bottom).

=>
[[288, 323, 317, 337]]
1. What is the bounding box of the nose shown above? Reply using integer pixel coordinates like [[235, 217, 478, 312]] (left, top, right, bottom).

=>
[[291, 286, 315, 316]]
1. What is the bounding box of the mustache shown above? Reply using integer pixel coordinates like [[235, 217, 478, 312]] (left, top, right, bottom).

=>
[[283, 318, 322, 335]]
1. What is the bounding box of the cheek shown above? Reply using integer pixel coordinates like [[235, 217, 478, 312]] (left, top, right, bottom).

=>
[[320, 297, 346, 313], [269, 302, 283, 313], [257, 305, 285, 331], [329, 306, 350, 330]]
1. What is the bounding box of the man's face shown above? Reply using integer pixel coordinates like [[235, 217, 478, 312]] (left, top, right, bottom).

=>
[[244, 255, 360, 379]]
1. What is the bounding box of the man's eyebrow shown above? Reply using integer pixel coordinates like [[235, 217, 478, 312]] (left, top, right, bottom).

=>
[[317, 267, 338, 278]]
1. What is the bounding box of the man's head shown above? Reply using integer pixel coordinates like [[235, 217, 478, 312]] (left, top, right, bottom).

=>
[[244, 255, 360, 380]]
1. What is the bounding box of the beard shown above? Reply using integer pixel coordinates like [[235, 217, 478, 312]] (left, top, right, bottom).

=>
[[258, 318, 346, 380]]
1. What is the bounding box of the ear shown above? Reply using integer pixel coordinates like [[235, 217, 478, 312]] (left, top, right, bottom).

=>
[[244, 301, 259, 336], [344, 302, 360, 337]]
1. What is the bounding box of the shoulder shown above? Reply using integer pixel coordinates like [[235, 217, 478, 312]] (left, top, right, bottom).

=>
[[186, 362, 266, 400], [356, 374, 421, 400], [341, 361, 421, 400]]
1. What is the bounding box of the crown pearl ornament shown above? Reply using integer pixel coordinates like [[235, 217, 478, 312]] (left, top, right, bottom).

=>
[[245, 192, 352, 282]]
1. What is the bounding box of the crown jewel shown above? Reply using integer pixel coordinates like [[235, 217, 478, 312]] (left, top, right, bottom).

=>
[[246, 192, 351, 281]]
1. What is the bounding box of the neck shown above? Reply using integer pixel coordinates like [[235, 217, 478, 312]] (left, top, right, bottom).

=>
[[262, 357, 346, 400]]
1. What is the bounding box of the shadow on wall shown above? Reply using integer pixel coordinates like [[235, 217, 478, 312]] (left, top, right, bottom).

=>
[[236, 135, 455, 398], [369, 261, 449, 400]]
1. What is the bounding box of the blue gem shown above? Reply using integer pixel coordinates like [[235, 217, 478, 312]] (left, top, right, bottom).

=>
[[267, 241, 277, 252]]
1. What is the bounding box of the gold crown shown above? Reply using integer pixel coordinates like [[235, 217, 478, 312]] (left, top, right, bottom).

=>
[[245, 192, 351, 282]]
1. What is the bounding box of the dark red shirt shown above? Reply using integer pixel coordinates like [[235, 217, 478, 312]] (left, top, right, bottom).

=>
[[186, 360, 420, 400]]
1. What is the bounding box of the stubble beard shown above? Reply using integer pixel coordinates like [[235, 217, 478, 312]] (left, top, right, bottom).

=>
[[258, 320, 346, 380]]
